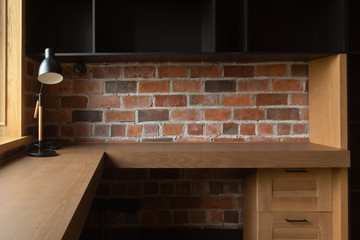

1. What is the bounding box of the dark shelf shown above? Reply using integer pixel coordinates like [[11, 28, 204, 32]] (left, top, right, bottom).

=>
[[28, 52, 335, 63]]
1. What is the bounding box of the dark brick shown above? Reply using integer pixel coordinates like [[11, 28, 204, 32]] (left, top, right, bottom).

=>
[[125, 183, 142, 196], [170, 197, 202, 209], [144, 182, 159, 195], [158, 211, 173, 224], [150, 169, 181, 179], [141, 197, 169, 209], [183, 169, 214, 179], [105, 81, 137, 93], [223, 123, 239, 135], [160, 183, 175, 194], [138, 109, 169, 122], [224, 211, 239, 223], [111, 125, 125, 137], [44, 125, 59, 138], [141, 138, 173, 142], [110, 183, 126, 196], [72, 110, 102, 122], [114, 169, 148, 180], [176, 182, 191, 194], [267, 108, 300, 120], [209, 182, 224, 194], [205, 80, 236, 92], [216, 169, 244, 179], [174, 211, 188, 224]]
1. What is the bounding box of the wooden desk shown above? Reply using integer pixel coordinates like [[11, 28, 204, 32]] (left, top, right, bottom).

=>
[[0, 143, 350, 240]]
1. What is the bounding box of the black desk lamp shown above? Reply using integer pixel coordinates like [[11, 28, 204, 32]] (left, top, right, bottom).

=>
[[28, 48, 63, 157]]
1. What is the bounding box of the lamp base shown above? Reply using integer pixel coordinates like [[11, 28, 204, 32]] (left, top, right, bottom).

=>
[[28, 149, 58, 157]]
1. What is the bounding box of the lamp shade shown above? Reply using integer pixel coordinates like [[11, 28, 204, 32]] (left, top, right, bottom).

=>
[[38, 48, 63, 84]]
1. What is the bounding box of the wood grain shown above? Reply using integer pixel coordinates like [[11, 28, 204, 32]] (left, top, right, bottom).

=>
[[309, 54, 348, 149], [0, 145, 105, 240], [104, 142, 350, 168], [0, 0, 6, 127]]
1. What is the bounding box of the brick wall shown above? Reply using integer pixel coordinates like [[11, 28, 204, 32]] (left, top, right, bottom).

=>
[[24, 59, 309, 233], [87, 169, 243, 230], [25, 60, 309, 143]]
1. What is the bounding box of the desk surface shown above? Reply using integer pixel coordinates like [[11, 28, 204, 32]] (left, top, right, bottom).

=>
[[0, 142, 350, 240]]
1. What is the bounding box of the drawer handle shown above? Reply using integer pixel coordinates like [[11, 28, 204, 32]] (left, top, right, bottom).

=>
[[284, 169, 307, 173], [285, 218, 308, 223]]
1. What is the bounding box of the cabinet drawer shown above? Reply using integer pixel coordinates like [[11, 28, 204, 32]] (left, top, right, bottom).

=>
[[258, 168, 332, 212], [259, 212, 332, 240]]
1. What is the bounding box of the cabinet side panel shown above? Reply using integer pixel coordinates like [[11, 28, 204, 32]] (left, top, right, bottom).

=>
[[309, 54, 348, 149]]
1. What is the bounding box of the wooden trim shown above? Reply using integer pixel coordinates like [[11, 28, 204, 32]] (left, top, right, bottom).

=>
[[332, 168, 348, 240], [0, 0, 6, 127], [309, 54, 348, 149]]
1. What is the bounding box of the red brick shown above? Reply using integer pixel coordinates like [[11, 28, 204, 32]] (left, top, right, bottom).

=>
[[256, 94, 288, 106], [238, 79, 270, 92], [224, 65, 254, 77], [170, 197, 202, 209], [213, 138, 245, 142], [234, 108, 265, 120], [92, 66, 121, 79], [203, 196, 235, 209], [205, 123, 221, 136], [72, 80, 103, 94], [76, 123, 92, 137], [291, 64, 308, 77], [204, 109, 231, 121], [141, 197, 168, 209], [111, 125, 126, 137], [277, 123, 291, 135], [138, 109, 169, 122], [190, 211, 206, 223], [44, 110, 69, 123], [155, 95, 187, 107], [236, 197, 243, 209], [140, 211, 157, 225], [293, 123, 307, 134], [240, 123, 256, 135], [123, 96, 152, 108], [183, 169, 214, 179], [124, 66, 155, 78], [61, 96, 88, 108], [207, 210, 223, 223], [257, 123, 274, 135], [191, 65, 221, 78], [300, 108, 309, 120], [256, 64, 287, 77], [94, 124, 109, 137], [158, 65, 188, 78], [162, 124, 184, 135], [225, 182, 242, 194], [107, 139, 138, 143], [224, 211, 239, 223], [223, 123, 239, 135], [222, 94, 253, 106], [127, 124, 142, 137], [267, 108, 299, 120], [105, 111, 135, 122], [143, 124, 159, 136], [187, 124, 203, 135], [139, 80, 170, 92], [160, 183, 175, 194], [290, 93, 308, 105], [171, 109, 202, 121], [89, 96, 120, 108], [173, 80, 201, 92], [61, 125, 74, 137], [189, 95, 219, 106], [272, 79, 303, 91], [46, 81, 70, 95]]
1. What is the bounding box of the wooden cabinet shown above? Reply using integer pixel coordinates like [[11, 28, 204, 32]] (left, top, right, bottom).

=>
[[244, 168, 335, 240], [259, 212, 332, 240]]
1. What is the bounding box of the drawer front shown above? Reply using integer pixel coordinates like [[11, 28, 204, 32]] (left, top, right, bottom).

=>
[[259, 212, 332, 240], [258, 168, 332, 212]]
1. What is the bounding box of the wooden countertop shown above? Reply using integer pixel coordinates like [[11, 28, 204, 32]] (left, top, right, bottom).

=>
[[0, 142, 350, 240]]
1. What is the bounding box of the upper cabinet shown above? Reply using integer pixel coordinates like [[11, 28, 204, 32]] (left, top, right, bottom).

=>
[[25, 0, 346, 61]]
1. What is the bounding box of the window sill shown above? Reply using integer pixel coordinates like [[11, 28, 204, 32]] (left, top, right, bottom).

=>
[[0, 136, 33, 155]]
